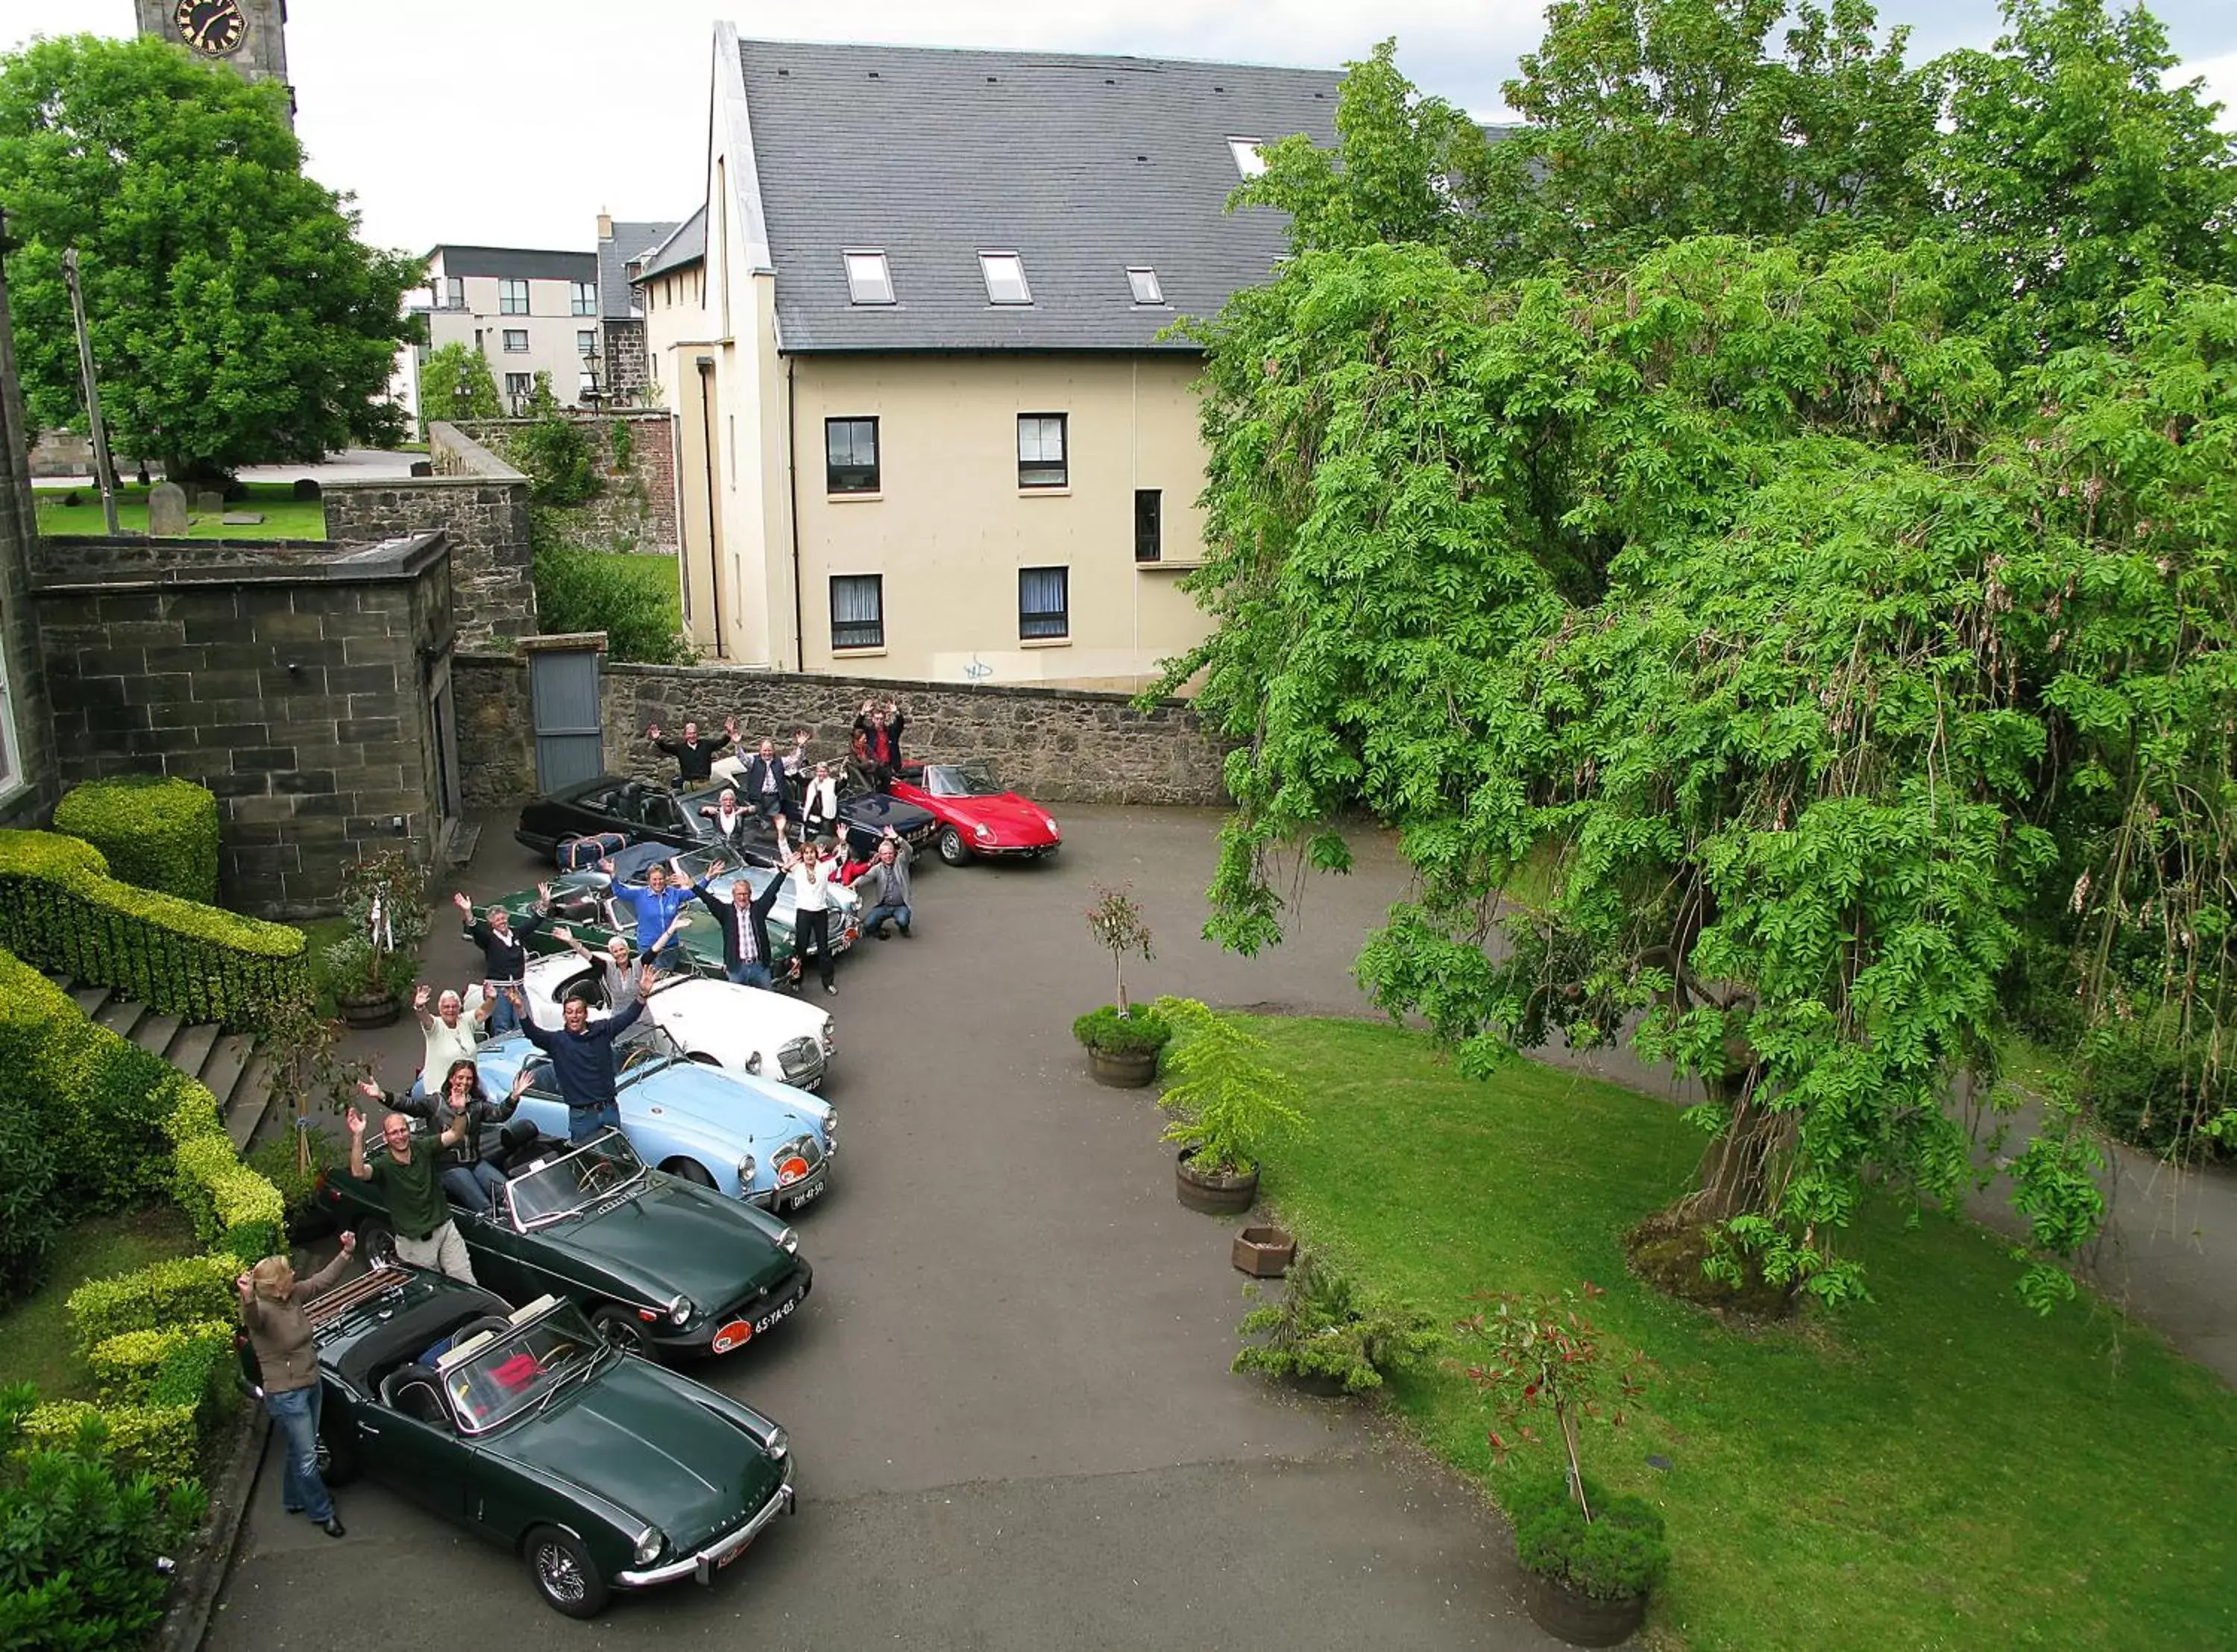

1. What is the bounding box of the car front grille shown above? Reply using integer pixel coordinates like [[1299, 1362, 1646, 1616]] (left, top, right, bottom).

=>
[[777, 1037, 825, 1088]]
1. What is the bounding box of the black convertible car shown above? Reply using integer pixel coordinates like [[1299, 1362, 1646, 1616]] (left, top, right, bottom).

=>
[[517, 774, 936, 866]]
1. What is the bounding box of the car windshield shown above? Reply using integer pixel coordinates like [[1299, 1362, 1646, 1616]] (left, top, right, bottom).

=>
[[926, 762, 1001, 797], [441, 1302, 606, 1434], [611, 1015, 688, 1078], [506, 1132, 649, 1229]]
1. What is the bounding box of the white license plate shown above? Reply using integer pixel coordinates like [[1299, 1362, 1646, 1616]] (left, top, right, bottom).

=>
[[752, 1294, 799, 1335], [787, 1177, 827, 1209]]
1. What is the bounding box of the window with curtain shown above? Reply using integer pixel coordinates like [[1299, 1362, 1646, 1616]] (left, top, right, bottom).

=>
[[1017, 414, 1067, 488], [825, 417, 881, 493], [1019, 567, 1069, 640], [831, 574, 885, 650]]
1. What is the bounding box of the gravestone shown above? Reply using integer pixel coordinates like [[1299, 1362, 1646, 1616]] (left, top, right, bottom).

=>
[[146, 482, 189, 536], [291, 476, 322, 500], [408, 460, 434, 478], [221, 512, 265, 525], [195, 489, 224, 516]]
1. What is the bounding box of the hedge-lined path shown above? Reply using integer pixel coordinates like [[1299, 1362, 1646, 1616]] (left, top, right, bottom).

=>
[[45, 971, 271, 1150]]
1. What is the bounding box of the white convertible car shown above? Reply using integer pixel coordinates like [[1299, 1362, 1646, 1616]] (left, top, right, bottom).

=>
[[515, 950, 837, 1091]]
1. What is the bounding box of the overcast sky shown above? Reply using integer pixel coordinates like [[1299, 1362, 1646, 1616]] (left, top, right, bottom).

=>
[[2, 0, 2230, 256]]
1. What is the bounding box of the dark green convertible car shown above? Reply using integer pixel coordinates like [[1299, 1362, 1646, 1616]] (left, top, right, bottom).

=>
[[317, 1127, 813, 1359], [238, 1264, 796, 1615]]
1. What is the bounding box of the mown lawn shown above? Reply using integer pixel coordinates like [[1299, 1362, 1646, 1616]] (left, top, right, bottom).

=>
[[1246, 1016, 2237, 1652], [0, 1205, 200, 1402], [598, 551, 684, 630], [34, 481, 325, 540]]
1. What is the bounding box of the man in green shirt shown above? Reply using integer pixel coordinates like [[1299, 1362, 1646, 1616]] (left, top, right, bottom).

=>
[[346, 1103, 475, 1284]]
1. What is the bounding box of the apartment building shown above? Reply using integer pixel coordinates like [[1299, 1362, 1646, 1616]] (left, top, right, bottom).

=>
[[597, 215, 681, 404], [403, 245, 604, 423], [641, 32, 1341, 691]]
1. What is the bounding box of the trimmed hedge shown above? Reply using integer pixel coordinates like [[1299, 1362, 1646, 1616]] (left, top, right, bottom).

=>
[[87, 1320, 233, 1402], [54, 775, 221, 905], [66, 1254, 239, 1355], [16, 1399, 200, 1484], [162, 1073, 286, 1262], [0, 829, 308, 1033]]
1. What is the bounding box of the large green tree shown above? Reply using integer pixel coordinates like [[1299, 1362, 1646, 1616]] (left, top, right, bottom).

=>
[[0, 34, 418, 480], [1160, 13, 2237, 1308], [418, 341, 503, 427]]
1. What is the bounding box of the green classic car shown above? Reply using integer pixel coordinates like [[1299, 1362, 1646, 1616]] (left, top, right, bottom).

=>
[[237, 1264, 796, 1615], [318, 1128, 814, 1359]]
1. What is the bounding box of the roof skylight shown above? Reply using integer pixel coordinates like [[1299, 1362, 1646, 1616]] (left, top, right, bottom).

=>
[[979, 251, 1032, 306], [843, 249, 894, 305], [1126, 267, 1165, 306], [1227, 136, 1267, 178]]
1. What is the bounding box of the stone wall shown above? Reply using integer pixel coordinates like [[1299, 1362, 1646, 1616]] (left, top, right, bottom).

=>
[[602, 318, 650, 403], [453, 652, 1230, 807], [321, 422, 534, 646], [28, 535, 453, 917], [456, 412, 679, 557]]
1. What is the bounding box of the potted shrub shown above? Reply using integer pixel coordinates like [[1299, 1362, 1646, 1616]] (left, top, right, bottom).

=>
[[1074, 884, 1166, 1086], [1233, 1246, 1440, 1395], [1459, 1284, 1667, 1647], [327, 849, 430, 1029], [1153, 995, 1306, 1214]]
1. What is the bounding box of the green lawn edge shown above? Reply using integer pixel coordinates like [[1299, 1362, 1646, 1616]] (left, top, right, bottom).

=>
[[34, 481, 326, 541], [1243, 1015, 2237, 1652]]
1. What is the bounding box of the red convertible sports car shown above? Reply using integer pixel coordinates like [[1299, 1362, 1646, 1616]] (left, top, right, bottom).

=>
[[890, 761, 1063, 865]]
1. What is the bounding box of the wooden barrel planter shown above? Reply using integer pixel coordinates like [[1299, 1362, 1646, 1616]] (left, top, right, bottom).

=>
[[1087, 1046, 1159, 1088], [1175, 1147, 1257, 1214], [1520, 1573, 1647, 1648], [336, 991, 400, 1030]]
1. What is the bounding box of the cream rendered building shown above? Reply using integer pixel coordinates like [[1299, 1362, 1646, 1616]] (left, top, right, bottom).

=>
[[405, 245, 605, 425], [641, 32, 1341, 691]]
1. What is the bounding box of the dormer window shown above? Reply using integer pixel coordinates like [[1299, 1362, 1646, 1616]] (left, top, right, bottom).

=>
[[843, 249, 894, 305], [1227, 136, 1266, 177], [1126, 267, 1165, 306], [979, 251, 1032, 306]]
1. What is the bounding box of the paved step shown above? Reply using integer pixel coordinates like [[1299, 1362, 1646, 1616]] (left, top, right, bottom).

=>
[[167, 1022, 219, 1085], [224, 1053, 273, 1154], [130, 1012, 183, 1061], [446, 822, 482, 866], [69, 984, 109, 1018], [200, 1032, 253, 1113], [95, 994, 145, 1041]]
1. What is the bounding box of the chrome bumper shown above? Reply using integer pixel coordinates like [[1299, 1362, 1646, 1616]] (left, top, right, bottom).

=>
[[616, 1477, 796, 1588]]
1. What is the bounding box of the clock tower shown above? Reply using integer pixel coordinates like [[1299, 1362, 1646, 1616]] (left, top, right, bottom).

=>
[[136, 0, 294, 124]]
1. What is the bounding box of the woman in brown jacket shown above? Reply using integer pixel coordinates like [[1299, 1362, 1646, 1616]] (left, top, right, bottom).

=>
[[237, 1231, 357, 1536]]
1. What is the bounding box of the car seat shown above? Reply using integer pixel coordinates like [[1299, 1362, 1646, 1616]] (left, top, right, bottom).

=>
[[379, 1363, 451, 1428]]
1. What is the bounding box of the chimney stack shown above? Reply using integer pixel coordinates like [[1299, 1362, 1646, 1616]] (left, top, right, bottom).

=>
[[597, 212, 614, 241]]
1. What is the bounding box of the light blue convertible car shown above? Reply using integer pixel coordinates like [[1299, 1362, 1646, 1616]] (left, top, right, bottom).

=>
[[473, 1016, 836, 1215]]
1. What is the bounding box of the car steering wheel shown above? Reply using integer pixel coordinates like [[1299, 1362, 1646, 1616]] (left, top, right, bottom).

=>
[[579, 1158, 620, 1195], [619, 1045, 658, 1073]]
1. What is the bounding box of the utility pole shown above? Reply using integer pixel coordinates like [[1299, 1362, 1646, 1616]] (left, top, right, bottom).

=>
[[60, 248, 122, 537]]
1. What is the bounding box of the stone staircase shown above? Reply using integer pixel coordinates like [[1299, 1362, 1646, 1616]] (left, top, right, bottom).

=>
[[49, 974, 274, 1153]]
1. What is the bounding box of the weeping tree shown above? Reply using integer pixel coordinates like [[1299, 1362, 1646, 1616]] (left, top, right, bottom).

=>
[[1160, 186, 2237, 1308]]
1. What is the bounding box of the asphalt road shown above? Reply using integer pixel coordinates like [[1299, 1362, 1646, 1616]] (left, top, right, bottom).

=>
[[209, 805, 1569, 1651]]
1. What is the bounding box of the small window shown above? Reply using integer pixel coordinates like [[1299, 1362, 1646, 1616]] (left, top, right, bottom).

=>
[[1017, 414, 1067, 489], [831, 574, 885, 650], [442, 275, 464, 309], [1134, 489, 1162, 562], [1227, 136, 1266, 177], [1019, 567, 1069, 640], [1126, 267, 1165, 306], [844, 250, 894, 305], [502, 330, 529, 353], [576, 330, 597, 356], [570, 281, 597, 315], [503, 372, 533, 406], [825, 417, 880, 494], [499, 278, 529, 315], [979, 251, 1031, 306]]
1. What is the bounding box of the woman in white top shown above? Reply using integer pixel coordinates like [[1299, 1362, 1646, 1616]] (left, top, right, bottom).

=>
[[781, 837, 840, 994], [799, 763, 841, 840]]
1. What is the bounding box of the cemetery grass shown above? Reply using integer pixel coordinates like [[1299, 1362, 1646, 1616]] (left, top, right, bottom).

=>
[[34, 482, 325, 540], [1246, 1015, 2237, 1652], [0, 1205, 200, 1401]]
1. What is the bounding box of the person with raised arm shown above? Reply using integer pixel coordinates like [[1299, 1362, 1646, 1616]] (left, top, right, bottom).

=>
[[368, 1064, 534, 1215], [453, 883, 550, 1035], [506, 962, 655, 1142], [780, 836, 841, 996], [647, 714, 734, 787], [347, 1102, 475, 1283], [237, 1229, 358, 1537], [691, 855, 784, 989]]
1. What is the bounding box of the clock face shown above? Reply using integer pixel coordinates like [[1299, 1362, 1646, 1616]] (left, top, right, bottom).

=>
[[174, 0, 247, 57]]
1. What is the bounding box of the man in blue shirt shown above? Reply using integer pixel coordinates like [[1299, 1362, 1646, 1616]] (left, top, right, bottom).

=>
[[504, 964, 652, 1142], [602, 854, 691, 971]]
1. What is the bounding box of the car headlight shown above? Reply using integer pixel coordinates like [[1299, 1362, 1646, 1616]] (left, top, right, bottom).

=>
[[744, 1050, 763, 1075], [822, 1023, 835, 1055], [779, 1226, 799, 1255], [822, 1109, 837, 1147], [633, 1527, 665, 1565], [736, 1153, 756, 1188], [761, 1425, 789, 1463], [1043, 816, 1060, 835], [973, 822, 995, 842], [668, 1294, 693, 1326]]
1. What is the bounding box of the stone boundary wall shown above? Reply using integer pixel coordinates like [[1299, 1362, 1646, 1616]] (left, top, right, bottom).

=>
[[453, 653, 1230, 810], [455, 412, 679, 557], [321, 423, 534, 646]]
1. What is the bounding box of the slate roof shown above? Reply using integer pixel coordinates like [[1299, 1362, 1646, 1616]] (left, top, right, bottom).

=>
[[430, 245, 597, 282], [598, 218, 681, 318], [638, 206, 707, 283], [735, 40, 1343, 353]]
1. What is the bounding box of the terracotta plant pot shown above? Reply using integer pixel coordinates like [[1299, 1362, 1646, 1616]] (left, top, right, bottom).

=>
[[1231, 1224, 1296, 1277], [336, 990, 400, 1030], [1175, 1146, 1258, 1214], [1087, 1045, 1159, 1088], [1520, 1571, 1647, 1648]]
